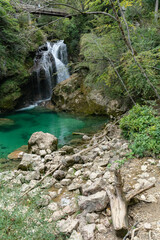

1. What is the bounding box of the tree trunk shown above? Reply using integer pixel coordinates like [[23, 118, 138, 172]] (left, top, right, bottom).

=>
[[106, 170, 128, 237], [155, 0, 159, 22]]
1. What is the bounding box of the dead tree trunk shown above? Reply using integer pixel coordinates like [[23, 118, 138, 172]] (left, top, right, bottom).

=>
[[106, 170, 128, 237]]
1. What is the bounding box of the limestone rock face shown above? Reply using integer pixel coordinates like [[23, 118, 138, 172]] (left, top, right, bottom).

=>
[[28, 131, 58, 155], [51, 73, 128, 116]]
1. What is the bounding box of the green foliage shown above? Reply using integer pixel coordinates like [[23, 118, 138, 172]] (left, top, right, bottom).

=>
[[120, 104, 160, 157]]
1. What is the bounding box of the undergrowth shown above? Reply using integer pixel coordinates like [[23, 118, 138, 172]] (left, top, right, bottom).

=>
[[0, 181, 67, 240], [120, 104, 160, 157]]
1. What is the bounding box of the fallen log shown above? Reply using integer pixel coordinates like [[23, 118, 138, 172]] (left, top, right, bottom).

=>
[[126, 183, 155, 203], [106, 170, 128, 237]]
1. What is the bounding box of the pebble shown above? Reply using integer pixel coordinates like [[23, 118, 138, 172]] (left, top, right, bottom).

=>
[[141, 165, 147, 171], [144, 223, 152, 230]]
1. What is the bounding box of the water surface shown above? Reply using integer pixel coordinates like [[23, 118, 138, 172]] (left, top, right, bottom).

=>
[[0, 107, 108, 160]]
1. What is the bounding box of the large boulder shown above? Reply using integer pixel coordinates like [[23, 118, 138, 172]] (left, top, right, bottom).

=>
[[51, 74, 128, 116], [28, 131, 58, 155]]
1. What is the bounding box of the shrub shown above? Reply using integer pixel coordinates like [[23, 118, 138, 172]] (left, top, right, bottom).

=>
[[120, 104, 160, 157]]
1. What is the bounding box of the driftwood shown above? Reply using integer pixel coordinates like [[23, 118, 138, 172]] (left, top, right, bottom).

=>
[[126, 183, 155, 203], [106, 170, 155, 238], [106, 170, 128, 237], [72, 132, 85, 135]]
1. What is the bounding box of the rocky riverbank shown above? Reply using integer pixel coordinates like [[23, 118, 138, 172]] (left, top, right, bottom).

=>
[[1, 123, 160, 239]]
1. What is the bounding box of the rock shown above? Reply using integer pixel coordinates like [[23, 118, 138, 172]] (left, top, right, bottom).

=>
[[61, 179, 72, 186], [37, 195, 51, 207], [44, 154, 53, 163], [25, 171, 41, 181], [148, 177, 156, 184], [141, 165, 147, 171], [18, 153, 41, 171], [96, 224, 107, 233], [0, 118, 14, 126], [78, 191, 109, 212], [83, 135, 90, 141], [54, 183, 62, 189], [51, 210, 64, 221], [81, 224, 96, 240], [144, 223, 152, 230], [39, 149, 47, 156], [8, 150, 24, 160], [60, 145, 74, 154], [68, 183, 81, 191], [69, 230, 83, 240], [53, 170, 66, 180], [147, 159, 155, 165], [86, 213, 99, 224], [48, 191, 57, 199], [41, 177, 56, 189], [75, 170, 81, 177], [63, 204, 78, 215], [62, 156, 75, 167], [28, 131, 58, 155], [82, 178, 105, 196], [57, 217, 79, 234], [47, 202, 58, 211]]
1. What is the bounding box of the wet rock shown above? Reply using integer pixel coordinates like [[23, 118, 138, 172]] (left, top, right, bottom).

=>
[[53, 170, 66, 180], [82, 178, 105, 196], [57, 217, 79, 234], [69, 230, 83, 240], [28, 131, 58, 155], [78, 191, 109, 212], [81, 224, 96, 240]]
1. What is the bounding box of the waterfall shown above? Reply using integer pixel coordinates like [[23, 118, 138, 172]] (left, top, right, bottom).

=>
[[33, 40, 70, 101]]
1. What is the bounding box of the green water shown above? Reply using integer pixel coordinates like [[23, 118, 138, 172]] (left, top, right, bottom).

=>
[[0, 107, 108, 160]]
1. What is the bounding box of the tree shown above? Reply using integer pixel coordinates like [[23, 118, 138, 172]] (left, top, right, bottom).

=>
[[155, 0, 159, 22]]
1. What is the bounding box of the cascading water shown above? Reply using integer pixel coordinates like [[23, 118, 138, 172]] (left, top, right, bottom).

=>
[[33, 40, 70, 101]]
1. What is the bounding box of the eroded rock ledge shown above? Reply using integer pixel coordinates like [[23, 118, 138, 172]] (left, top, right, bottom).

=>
[[51, 74, 128, 117]]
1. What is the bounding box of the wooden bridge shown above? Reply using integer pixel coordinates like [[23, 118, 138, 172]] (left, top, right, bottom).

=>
[[17, 4, 70, 17]]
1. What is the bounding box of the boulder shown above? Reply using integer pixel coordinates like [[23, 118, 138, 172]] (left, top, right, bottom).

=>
[[28, 131, 58, 155], [78, 191, 109, 212], [51, 73, 128, 116]]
